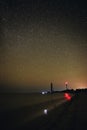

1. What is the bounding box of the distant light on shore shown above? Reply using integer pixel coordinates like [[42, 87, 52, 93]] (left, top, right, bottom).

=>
[[64, 93, 71, 101], [42, 91, 47, 95]]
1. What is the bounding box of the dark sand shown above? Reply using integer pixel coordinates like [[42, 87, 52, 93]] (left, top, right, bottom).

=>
[[0, 92, 87, 130]]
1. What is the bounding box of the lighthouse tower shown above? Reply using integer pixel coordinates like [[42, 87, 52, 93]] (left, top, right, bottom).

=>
[[65, 81, 68, 90], [50, 82, 53, 93]]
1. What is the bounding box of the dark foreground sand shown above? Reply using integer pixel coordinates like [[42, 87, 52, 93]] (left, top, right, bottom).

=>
[[0, 92, 87, 130]]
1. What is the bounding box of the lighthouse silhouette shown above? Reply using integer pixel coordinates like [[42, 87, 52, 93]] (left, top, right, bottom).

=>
[[50, 82, 53, 93]]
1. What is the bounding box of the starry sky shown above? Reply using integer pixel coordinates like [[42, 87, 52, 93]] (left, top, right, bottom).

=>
[[0, 0, 87, 92]]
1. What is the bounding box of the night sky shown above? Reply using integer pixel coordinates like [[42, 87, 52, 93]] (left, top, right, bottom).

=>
[[0, 0, 87, 92]]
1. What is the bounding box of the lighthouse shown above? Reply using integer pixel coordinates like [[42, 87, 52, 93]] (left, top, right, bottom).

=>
[[50, 82, 53, 93], [65, 81, 68, 90]]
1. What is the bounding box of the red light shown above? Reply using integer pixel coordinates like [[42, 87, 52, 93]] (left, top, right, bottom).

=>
[[65, 81, 68, 85], [64, 93, 71, 100]]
